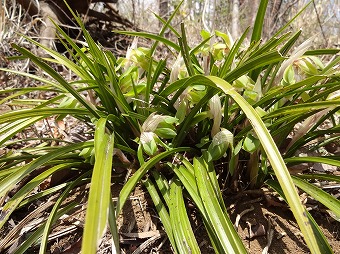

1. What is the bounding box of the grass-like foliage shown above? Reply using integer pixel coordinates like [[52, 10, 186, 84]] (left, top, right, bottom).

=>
[[1, 0, 340, 253]]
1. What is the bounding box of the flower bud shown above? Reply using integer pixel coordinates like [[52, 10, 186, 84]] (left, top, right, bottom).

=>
[[207, 128, 233, 161]]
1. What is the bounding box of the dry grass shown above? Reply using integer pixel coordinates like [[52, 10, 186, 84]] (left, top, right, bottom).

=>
[[0, 0, 41, 74]]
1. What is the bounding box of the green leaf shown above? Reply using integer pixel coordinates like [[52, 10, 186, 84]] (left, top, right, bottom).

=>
[[251, 0, 269, 43], [271, 1, 312, 38], [243, 133, 260, 153], [18, 183, 70, 209], [169, 178, 201, 253], [264, 101, 340, 118], [266, 179, 333, 254], [143, 178, 177, 253], [113, 31, 180, 52], [149, 0, 184, 55], [0, 142, 93, 208], [282, 65, 296, 85], [256, 76, 326, 107], [194, 157, 246, 253], [285, 156, 340, 168], [207, 128, 233, 161], [151, 171, 171, 207], [12, 203, 76, 254], [224, 51, 285, 82], [0, 117, 44, 146], [0, 108, 89, 124], [201, 75, 324, 253], [218, 28, 249, 78], [11, 44, 100, 119], [296, 173, 340, 183], [108, 197, 120, 254], [140, 132, 158, 156], [0, 163, 80, 231], [154, 128, 177, 139], [292, 176, 340, 220], [173, 163, 224, 253], [0, 68, 66, 91], [116, 147, 190, 215], [39, 171, 91, 254], [82, 118, 115, 254], [179, 23, 195, 76], [305, 49, 340, 56]]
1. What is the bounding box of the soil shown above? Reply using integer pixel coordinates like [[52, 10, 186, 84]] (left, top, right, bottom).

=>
[[7, 183, 338, 254], [228, 193, 340, 254]]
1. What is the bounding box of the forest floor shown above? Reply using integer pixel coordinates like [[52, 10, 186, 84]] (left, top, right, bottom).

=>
[[51, 185, 340, 254], [1, 12, 340, 254], [4, 178, 339, 253]]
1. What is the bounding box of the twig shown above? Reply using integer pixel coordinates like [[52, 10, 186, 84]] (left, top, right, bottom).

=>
[[0, 197, 57, 251], [262, 228, 274, 254], [262, 213, 277, 254], [155, 237, 167, 251], [234, 205, 254, 230], [131, 234, 162, 254], [240, 197, 263, 205], [312, 0, 327, 46]]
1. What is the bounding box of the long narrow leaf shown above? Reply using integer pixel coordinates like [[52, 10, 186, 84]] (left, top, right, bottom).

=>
[[285, 156, 340, 168], [250, 0, 269, 43], [82, 118, 114, 254], [151, 171, 170, 206], [0, 117, 44, 146], [113, 31, 180, 52], [143, 178, 177, 253], [11, 44, 100, 119], [198, 75, 323, 253], [108, 197, 120, 254], [173, 163, 224, 253], [224, 51, 285, 82], [297, 173, 340, 183], [292, 176, 340, 219], [0, 163, 80, 230], [169, 178, 201, 253], [194, 157, 246, 254], [39, 171, 91, 254], [266, 179, 333, 254], [12, 203, 77, 254], [0, 141, 93, 212], [116, 147, 189, 215], [150, 0, 184, 55], [0, 108, 89, 124]]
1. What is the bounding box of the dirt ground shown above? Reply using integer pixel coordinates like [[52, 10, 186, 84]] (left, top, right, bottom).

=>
[[9, 183, 337, 254]]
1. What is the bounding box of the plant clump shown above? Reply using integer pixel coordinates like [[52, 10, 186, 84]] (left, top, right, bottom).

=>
[[0, 0, 339, 253]]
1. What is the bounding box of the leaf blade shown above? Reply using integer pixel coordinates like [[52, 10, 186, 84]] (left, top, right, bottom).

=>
[[82, 118, 115, 254]]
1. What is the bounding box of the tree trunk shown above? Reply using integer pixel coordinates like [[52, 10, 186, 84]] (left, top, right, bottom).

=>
[[159, 0, 169, 28], [231, 0, 240, 39], [267, 0, 283, 36], [16, 0, 123, 55]]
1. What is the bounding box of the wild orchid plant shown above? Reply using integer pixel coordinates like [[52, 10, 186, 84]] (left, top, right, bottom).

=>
[[0, 0, 339, 253]]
